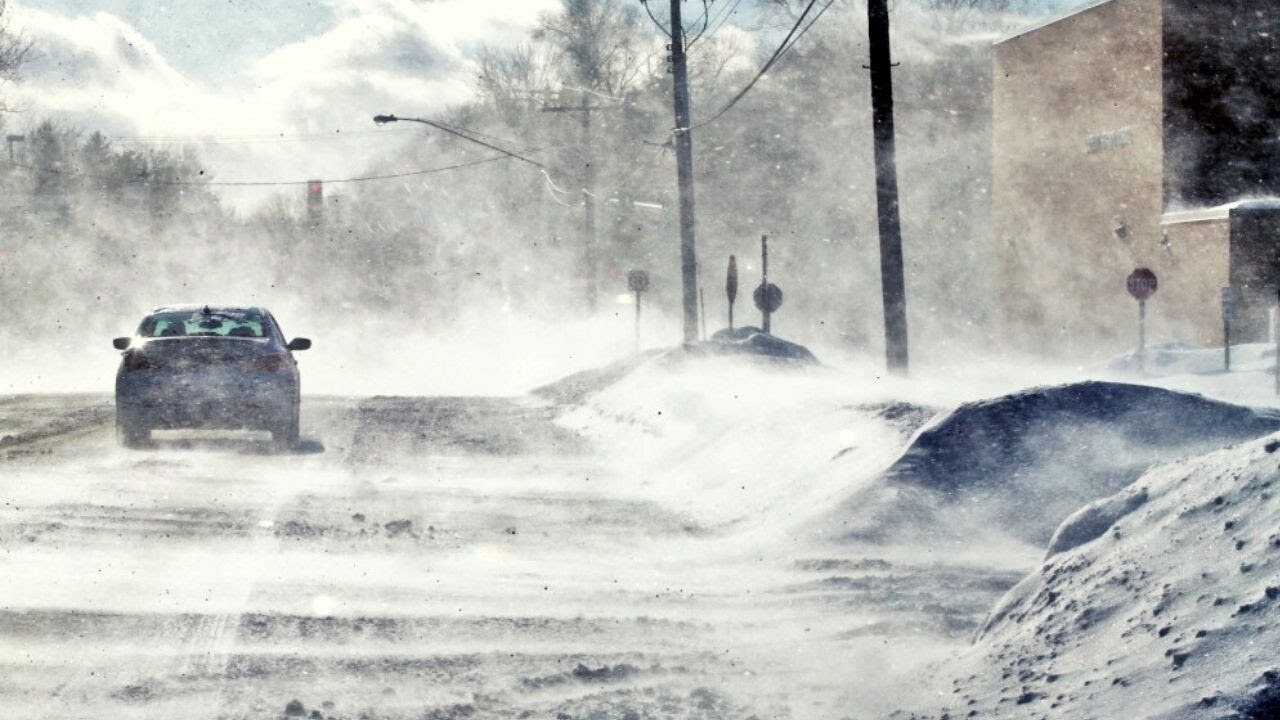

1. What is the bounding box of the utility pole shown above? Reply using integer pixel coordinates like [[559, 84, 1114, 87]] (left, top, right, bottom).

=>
[[867, 0, 909, 374], [544, 91, 600, 312], [669, 0, 700, 342]]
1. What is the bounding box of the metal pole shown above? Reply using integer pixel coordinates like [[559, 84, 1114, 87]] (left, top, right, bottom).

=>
[[669, 0, 700, 342], [580, 90, 598, 313], [1138, 299, 1146, 375], [699, 287, 707, 341], [1225, 315, 1232, 372], [635, 289, 642, 354], [761, 234, 771, 334], [867, 0, 909, 374]]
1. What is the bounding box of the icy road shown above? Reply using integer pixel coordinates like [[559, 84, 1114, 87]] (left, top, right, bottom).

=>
[[0, 386, 1024, 720], [4, 349, 1280, 719]]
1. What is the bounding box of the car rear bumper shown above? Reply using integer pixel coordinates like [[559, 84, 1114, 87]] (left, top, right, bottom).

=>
[[116, 371, 297, 431]]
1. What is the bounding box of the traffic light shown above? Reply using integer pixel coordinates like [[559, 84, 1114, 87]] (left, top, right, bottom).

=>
[[306, 180, 323, 224]]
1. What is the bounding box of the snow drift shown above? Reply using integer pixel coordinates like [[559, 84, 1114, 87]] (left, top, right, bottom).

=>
[[901, 433, 1280, 719], [823, 381, 1280, 547]]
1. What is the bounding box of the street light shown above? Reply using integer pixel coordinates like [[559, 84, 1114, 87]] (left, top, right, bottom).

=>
[[372, 114, 545, 168]]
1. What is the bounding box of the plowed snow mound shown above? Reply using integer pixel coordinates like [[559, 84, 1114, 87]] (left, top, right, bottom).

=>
[[826, 382, 1280, 546], [900, 434, 1280, 719], [532, 336, 818, 407]]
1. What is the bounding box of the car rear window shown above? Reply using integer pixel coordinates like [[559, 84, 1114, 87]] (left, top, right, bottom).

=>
[[139, 310, 267, 338]]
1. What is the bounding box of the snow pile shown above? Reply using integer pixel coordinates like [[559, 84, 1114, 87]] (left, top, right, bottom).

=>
[[1103, 342, 1280, 411], [822, 382, 1280, 547], [686, 326, 820, 363], [554, 352, 928, 534], [901, 434, 1280, 719], [534, 332, 818, 407]]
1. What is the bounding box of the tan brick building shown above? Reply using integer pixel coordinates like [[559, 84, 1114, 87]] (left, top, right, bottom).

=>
[[993, 0, 1280, 358]]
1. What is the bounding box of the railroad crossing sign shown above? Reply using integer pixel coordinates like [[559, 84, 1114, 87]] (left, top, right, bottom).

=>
[[1126, 268, 1158, 301]]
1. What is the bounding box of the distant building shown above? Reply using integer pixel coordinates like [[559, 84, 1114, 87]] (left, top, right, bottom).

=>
[[992, 0, 1280, 357]]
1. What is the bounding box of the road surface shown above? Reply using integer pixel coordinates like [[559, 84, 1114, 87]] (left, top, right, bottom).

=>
[[0, 394, 1021, 719]]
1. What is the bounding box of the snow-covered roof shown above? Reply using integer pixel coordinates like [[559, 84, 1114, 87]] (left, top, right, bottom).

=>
[[1162, 198, 1280, 226], [993, 0, 1117, 46]]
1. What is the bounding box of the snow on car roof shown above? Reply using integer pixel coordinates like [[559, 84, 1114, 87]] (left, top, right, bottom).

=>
[[148, 304, 267, 316]]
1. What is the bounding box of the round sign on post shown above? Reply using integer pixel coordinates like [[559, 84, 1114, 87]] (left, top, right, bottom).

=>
[[753, 282, 783, 313], [627, 270, 650, 293], [1127, 268, 1157, 376], [1126, 268, 1158, 301]]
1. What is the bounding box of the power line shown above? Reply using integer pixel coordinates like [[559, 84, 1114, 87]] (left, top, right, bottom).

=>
[[684, 0, 713, 46], [687, 0, 832, 133], [696, 0, 745, 46], [639, 0, 672, 37], [101, 128, 421, 146], [0, 154, 516, 187]]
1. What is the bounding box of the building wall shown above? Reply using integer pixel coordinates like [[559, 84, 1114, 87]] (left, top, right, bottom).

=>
[[993, 0, 1166, 358], [1164, 0, 1280, 208], [1157, 216, 1229, 346]]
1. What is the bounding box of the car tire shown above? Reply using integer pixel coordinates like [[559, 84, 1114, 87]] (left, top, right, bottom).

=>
[[272, 406, 299, 450], [118, 412, 150, 449]]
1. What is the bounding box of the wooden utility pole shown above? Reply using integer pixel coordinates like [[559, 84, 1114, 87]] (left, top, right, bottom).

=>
[[669, 0, 700, 342], [868, 0, 909, 373], [543, 90, 600, 312]]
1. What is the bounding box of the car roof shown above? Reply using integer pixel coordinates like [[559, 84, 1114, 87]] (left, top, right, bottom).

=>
[[148, 304, 270, 316]]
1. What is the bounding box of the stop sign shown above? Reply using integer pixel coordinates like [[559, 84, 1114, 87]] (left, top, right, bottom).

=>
[[1127, 268, 1158, 301]]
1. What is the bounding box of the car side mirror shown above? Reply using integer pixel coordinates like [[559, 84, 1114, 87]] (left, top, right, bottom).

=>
[[113, 337, 131, 350], [287, 338, 312, 352]]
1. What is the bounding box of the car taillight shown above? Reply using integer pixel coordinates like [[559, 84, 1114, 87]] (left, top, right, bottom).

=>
[[124, 352, 159, 371], [250, 355, 287, 372]]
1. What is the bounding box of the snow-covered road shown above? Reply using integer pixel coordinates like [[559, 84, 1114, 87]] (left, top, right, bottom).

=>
[[0, 392, 1021, 719], [6, 346, 1280, 719]]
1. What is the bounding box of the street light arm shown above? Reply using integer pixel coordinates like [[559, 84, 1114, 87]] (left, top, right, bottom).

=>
[[371, 113, 545, 169]]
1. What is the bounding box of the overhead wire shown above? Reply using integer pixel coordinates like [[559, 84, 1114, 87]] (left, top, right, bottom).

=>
[[700, 0, 746, 44], [684, 0, 714, 46], [0, 154, 516, 187], [102, 128, 420, 146], [684, 0, 832, 133], [639, 0, 672, 38]]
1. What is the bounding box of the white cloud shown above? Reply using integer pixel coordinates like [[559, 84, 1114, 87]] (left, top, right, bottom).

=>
[[5, 0, 559, 208]]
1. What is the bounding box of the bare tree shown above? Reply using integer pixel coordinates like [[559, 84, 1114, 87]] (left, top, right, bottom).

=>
[[534, 0, 648, 98], [0, 0, 31, 114]]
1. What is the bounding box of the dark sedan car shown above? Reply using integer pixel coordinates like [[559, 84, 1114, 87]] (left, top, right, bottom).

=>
[[113, 305, 311, 448]]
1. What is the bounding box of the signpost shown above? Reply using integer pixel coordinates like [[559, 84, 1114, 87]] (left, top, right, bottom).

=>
[[1126, 268, 1158, 374], [628, 270, 650, 353], [699, 288, 707, 341], [755, 235, 784, 334], [726, 255, 738, 330], [1222, 286, 1234, 372]]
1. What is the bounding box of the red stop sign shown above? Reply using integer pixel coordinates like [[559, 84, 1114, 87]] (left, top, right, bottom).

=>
[[1127, 268, 1158, 301]]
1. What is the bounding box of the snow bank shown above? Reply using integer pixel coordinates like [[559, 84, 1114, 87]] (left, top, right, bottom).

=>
[[903, 434, 1280, 719], [553, 351, 929, 536], [824, 381, 1280, 547]]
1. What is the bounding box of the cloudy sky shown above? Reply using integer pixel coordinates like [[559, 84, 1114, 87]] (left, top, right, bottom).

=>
[[3, 0, 1078, 211], [4, 0, 563, 209]]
